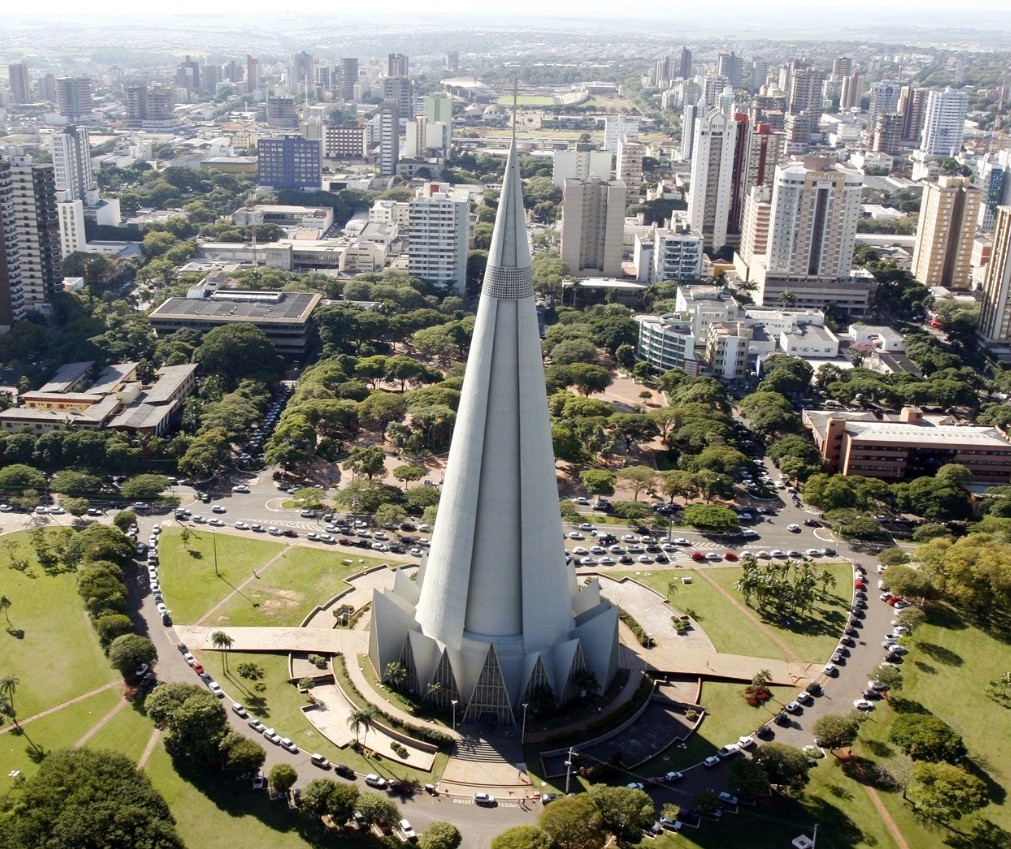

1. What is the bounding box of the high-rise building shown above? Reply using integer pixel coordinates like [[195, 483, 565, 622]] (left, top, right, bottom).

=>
[[718, 52, 745, 89], [911, 176, 980, 290], [899, 85, 927, 144], [383, 76, 413, 120], [873, 113, 904, 155], [50, 126, 96, 203], [701, 75, 729, 108], [560, 177, 626, 277], [680, 98, 701, 161], [56, 199, 86, 257], [55, 77, 93, 120], [978, 206, 1011, 344], [246, 55, 261, 95], [377, 101, 400, 176], [370, 136, 619, 726], [201, 64, 223, 95], [40, 74, 56, 103], [977, 149, 1011, 231], [289, 51, 314, 97], [405, 117, 447, 157], [616, 135, 645, 205], [552, 146, 612, 186], [742, 122, 786, 202], [407, 184, 470, 295], [8, 63, 30, 104], [175, 57, 200, 95], [125, 84, 176, 129], [257, 135, 322, 190], [339, 58, 358, 102], [0, 160, 25, 330], [446, 52, 459, 72], [1, 152, 61, 316], [603, 117, 638, 152], [687, 106, 738, 251], [423, 94, 453, 153], [840, 71, 862, 111], [266, 97, 298, 129], [788, 66, 824, 115], [832, 57, 854, 78], [388, 53, 409, 78], [920, 87, 969, 158], [324, 125, 367, 159], [740, 185, 773, 263], [652, 216, 704, 282], [867, 80, 901, 129], [678, 46, 693, 79]]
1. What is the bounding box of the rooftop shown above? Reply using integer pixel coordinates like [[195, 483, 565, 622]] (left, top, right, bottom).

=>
[[149, 291, 321, 324], [143, 364, 197, 405], [37, 361, 94, 393]]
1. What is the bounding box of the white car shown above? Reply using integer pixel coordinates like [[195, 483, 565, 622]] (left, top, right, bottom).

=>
[[208, 681, 224, 698], [853, 699, 876, 711], [705, 552, 721, 561], [247, 718, 265, 733], [263, 728, 281, 744], [567, 531, 585, 540], [770, 549, 786, 558], [234, 521, 249, 530], [231, 703, 248, 717], [787, 523, 800, 532], [399, 819, 417, 840], [231, 484, 250, 493], [702, 755, 720, 768], [805, 548, 822, 557], [280, 737, 298, 754], [208, 518, 225, 527], [572, 546, 589, 555]]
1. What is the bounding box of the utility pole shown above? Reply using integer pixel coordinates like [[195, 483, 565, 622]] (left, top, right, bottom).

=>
[[521, 702, 529, 745], [564, 747, 575, 795]]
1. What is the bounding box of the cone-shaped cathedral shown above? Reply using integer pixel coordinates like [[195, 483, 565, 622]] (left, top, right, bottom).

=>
[[369, 135, 619, 725]]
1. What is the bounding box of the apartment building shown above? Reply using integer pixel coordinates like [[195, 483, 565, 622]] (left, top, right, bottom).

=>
[[911, 176, 979, 290]]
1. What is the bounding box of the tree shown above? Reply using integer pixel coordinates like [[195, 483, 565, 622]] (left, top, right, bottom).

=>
[[869, 664, 904, 692], [345, 445, 387, 481], [211, 630, 234, 672], [355, 790, 399, 826], [906, 762, 988, 822], [0, 463, 46, 495], [268, 763, 298, 795], [616, 465, 656, 500], [0, 594, 13, 631], [162, 689, 229, 765], [50, 469, 102, 496], [113, 510, 138, 533], [727, 756, 770, 797], [0, 748, 185, 849], [221, 733, 266, 774], [683, 503, 739, 532], [393, 464, 426, 489], [300, 778, 359, 822], [587, 784, 655, 843], [119, 474, 170, 500], [108, 633, 157, 678], [896, 606, 926, 633], [567, 363, 612, 397], [812, 712, 861, 751], [491, 825, 555, 849], [95, 612, 134, 647], [0, 674, 21, 730], [889, 714, 966, 762], [194, 322, 282, 388], [739, 391, 797, 437], [753, 743, 811, 793], [881, 564, 935, 601], [580, 469, 616, 496], [347, 705, 378, 745], [418, 821, 463, 849], [538, 794, 606, 849]]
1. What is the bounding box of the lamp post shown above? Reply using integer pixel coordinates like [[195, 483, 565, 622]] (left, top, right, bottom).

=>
[[451, 699, 458, 733], [564, 747, 575, 795], [521, 702, 529, 745]]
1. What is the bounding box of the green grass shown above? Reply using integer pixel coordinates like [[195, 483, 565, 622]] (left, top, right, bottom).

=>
[[85, 702, 157, 764], [207, 548, 386, 628], [616, 570, 788, 661], [157, 528, 283, 623], [0, 687, 122, 777], [495, 94, 560, 105], [0, 531, 116, 717]]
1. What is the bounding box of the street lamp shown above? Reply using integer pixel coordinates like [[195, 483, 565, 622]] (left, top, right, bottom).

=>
[[521, 703, 529, 745], [564, 746, 576, 795], [451, 699, 458, 733]]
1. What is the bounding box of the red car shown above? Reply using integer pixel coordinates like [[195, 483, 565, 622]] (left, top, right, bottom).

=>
[[192, 662, 204, 675], [724, 551, 738, 561], [691, 551, 706, 562]]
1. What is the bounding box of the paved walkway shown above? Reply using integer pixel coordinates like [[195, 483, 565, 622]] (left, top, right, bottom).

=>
[[865, 785, 911, 849], [74, 696, 128, 748], [195, 544, 293, 627], [175, 625, 369, 655], [0, 680, 121, 736], [137, 728, 161, 769], [596, 575, 716, 653]]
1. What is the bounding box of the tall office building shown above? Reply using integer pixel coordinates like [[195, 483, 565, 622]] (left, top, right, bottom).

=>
[[407, 184, 470, 295], [370, 137, 618, 725], [55, 77, 93, 120], [920, 87, 969, 158], [560, 177, 626, 277], [246, 55, 261, 95], [718, 52, 745, 89], [867, 80, 901, 129], [1, 152, 61, 316], [0, 160, 25, 330], [377, 101, 400, 176], [977, 150, 1011, 231], [552, 146, 612, 187], [687, 107, 738, 251], [383, 76, 413, 120], [50, 126, 96, 203], [257, 135, 322, 189], [678, 46, 693, 79], [388, 53, 409, 78], [616, 135, 645, 205], [911, 176, 980, 290], [423, 94, 453, 153], [288, 51, 314, 97], [338, 58, 358, 102], [8, 63, 30, 104], [978, 206, 1011, 343], [899, 85, 927, 144]]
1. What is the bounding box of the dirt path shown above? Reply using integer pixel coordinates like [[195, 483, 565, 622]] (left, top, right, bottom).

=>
[[865, 785, 911, 849], [0, 680, 121, 736], [74, 696, 129, 748], [194, 544, 292, 626], [137, 728, 162, 769], [694, 568, 803, 663]]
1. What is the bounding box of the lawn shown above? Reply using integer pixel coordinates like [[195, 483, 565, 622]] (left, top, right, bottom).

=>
[[495, 94, 560, 106], [0, 531, 116, 717], [0, 686, 122, 777], [616, 569, 788, 662], [207, 547, 386, 628], [156, 528, 283, 623], [85, 701, 157, 764]]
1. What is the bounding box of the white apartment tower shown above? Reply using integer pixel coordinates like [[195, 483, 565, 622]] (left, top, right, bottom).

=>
[[688, 107, 738, 251], [50, 126, 97, 203], [978, 206, 1011, 344], [552, 147, 612, 187], [603, 117, 639, 152], [407, 185, 470, 295], [560, 177, 626, 277], [651, 216, 704, 283], [920, 87, 969, 158], [911, 176, 980, 290]]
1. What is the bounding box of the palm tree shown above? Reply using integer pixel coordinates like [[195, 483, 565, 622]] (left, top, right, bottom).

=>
[[383, 661, 407, 690], [0, 674, 21, 730], [347, 705, 378, 747], [0, 595, 12, 630], [210, 630, 234, 672]]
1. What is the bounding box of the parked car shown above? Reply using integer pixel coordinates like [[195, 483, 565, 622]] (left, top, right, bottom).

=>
[[474, 792, 497, 806]]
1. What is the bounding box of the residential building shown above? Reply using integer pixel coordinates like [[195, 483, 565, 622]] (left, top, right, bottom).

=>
[[678, 46, 693, 80], [50, 126, 96, 203], [324, 125, 367, 159], [718, 52, 745, 89], [257, 135, 321, 190], [804, 406, 1011, 482], [978, 206, 1011, 344], [899, 85, 927, 145], [616, 135, 645, 205], [338, 58, 358, 101], [125, 84, 176, 130], [603, 117, 639, 152], [55, 77, 92, 120], [8, 62, 30, 103], [739, 184, 772, 265], [873, 114, 904, 156], [687, 107, 738, 251], [56, 200, 87, 256], [0, 160, 24, 331], [920, 87, 969, 158], [635, 313, 702, 374], [383, 76, 413, 120], [840, 71, 862, 111], [742, 122, 785, 204], [910, 176, 979, 290], [246, 55, 261, 95], [788, 66, 824, 116], [423, 94, 454, 152], [407, 184, 470, 294], [705, 321, 753, 379], [680, 98, 701, 162], [977, 149, 1011, 231], [405, 117, 447, 158], [387, 53, 409, 77], [377, 101, 400, 176], [148, 289, 322, 355], [370, 136, 618, 726], [266, 97, 298, 129], [560, 177, 626, 277], [552, 146, 612, 187], [651, 216, 704, 282], [175, 56, 200, 95], [288, 51, 314, 96], [867, 80, 901, 129]]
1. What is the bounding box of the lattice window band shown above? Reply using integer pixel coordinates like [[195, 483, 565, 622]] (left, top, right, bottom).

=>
[[482, 265, 534, 300]]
